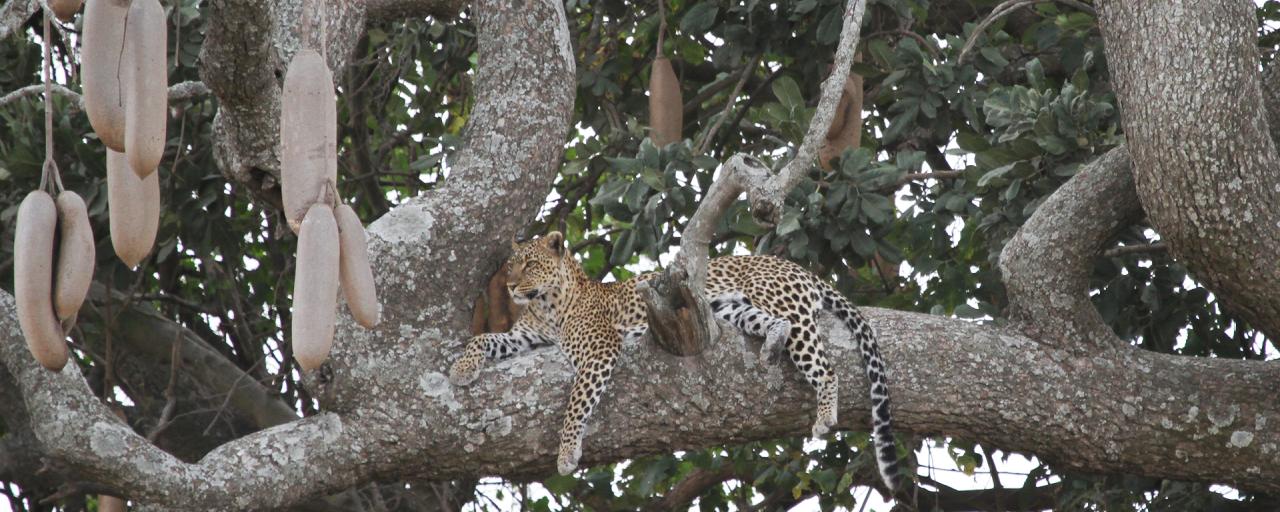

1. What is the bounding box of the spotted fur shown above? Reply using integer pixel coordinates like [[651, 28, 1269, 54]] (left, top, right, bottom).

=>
[[449, 232, 902, 491]]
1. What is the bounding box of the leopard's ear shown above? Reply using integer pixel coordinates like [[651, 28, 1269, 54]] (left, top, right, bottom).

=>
[[511, 235, 520, 252], [545, 231, 565, 256]]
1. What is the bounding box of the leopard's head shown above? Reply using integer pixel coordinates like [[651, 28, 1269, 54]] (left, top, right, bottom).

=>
[[506, 231, 569, 305]]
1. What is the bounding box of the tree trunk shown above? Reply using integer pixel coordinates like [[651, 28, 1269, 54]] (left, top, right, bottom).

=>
[[1097, 0, 1280, 340]]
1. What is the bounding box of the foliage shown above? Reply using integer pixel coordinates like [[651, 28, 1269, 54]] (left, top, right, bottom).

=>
[[0, 0, 1276, 510]]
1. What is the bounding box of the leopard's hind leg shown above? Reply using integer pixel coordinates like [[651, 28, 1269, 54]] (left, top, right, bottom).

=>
[[711, 292, 835, 437], [710, 291, 791, 363], [784, 311, 839, 437]]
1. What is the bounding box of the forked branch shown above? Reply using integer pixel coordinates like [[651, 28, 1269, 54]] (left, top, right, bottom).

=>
[[999, 146, 1137, 352], [640, 0, 868, 355]]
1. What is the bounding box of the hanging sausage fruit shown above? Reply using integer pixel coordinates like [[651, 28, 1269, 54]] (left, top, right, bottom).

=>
[[82, 0, 130, 151], [647, 4, 683, 147], [16, 15, 96, 371], [281, 2, 381, 372]]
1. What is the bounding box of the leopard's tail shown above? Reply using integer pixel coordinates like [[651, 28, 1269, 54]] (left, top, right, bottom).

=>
[[818, 282, 904, 493]]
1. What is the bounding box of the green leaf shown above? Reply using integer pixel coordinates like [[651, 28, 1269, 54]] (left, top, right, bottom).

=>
[[771, 76, 804, 110], [543, 475, 577, 494], [609, 230, 637, 265], [850, 230, 876, 257], [955, 131, 990, 152], [839, 148, 873, 176], [1025, 58, 1047, 90], [813, 469, 838, 492], [977, 163, 1016, 187], [680, 3, 719, 34], [776, 212, 802, 236], [816, 9, 842, 45], [1004, 178, 1022, 202], [860, 194, 893, 224], [639, 168, 666, 190], [562, 159, 588, 176], [836, 472, 854, 493], [980, 47, 1009, 67], [589, 180, 628, 206], [636, 458, 673, 496], [623, 180, 651, 211]]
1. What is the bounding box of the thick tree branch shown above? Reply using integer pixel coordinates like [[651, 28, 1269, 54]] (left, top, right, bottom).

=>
[[999, 145, 1137, 352], [81, 287, 298, 432], [323, 0, 574, 358], [364, 0, 464, 21], [10, 288, 1280, 507], [681, 0, 866, 284], [646, 466, 743, 511], [1097, 0, 1280, 341]]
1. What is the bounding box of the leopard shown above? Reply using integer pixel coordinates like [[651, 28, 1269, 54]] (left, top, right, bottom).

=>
[[448, 232, 903, 492]]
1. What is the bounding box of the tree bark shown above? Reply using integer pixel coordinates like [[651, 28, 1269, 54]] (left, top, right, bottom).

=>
[[1000, 145, 1138, 352], [1097, 0, 1280, 340], [4, 287, 1280, 510]]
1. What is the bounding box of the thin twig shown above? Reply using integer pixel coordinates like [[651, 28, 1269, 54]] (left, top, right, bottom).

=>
[[0, 80, 210, 111], [656, 0, 665, 56], [147, 330, 183, 442], [984, 448, 1004, 512], [202, 358, 266, 435], [695, 54, 759, 155], [683, 70, 746, 114], [135, 293, 215, 313], [891, 169, 964, 189], [958, 0, 1096, 63], [865, 29, 939, 58], [0, 82, 78, 109]]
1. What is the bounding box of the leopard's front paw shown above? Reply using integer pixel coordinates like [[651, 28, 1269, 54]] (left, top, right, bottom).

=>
[[448, 359, 480, 387], [812, 421, 830, 438]]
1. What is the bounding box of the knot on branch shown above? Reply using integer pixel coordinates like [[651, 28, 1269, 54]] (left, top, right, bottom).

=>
[[637, 265, 718, 357], [748, 195, 783, 228]]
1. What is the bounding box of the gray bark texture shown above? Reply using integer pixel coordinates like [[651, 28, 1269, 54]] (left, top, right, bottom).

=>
[[5, 291, 1280, 509], [3, 0, 1280, 509], [1097, 0, 1280, 341], [1000, 145, 1138, 352]]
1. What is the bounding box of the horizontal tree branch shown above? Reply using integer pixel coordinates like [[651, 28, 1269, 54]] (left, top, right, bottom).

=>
[[364, 0, 465, 21], [5, 280, 1280, 509], [0, 81, 210, 112]]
